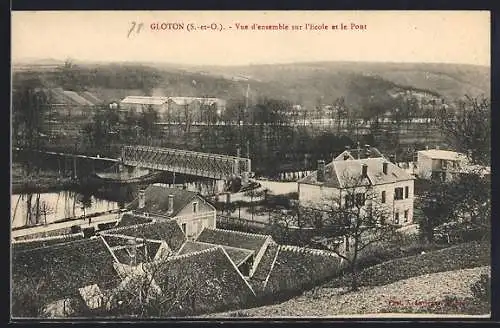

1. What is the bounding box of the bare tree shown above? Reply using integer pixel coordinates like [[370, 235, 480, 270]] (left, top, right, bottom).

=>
[[438, 95, 490, 166], [307, 172, 398, 291]]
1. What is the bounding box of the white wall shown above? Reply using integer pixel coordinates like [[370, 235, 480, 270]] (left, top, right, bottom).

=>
[[299, 179, 415, 226]]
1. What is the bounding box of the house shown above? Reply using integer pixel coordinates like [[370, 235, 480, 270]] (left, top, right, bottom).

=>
[[128, 184, 217, 240], [119, 96, 226, 123], [417, 149, 468, 181], [119, 96, 169, 114], [12, 213, 345, 317], [48, 88, 102, 118], [298, 157, 415, 226], [11, 224, 256, 318]]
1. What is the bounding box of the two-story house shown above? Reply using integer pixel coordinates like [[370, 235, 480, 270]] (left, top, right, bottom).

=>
[[298, 157, 415, 225], [416, 149, 468, 181], [129, 184, 216, 240]]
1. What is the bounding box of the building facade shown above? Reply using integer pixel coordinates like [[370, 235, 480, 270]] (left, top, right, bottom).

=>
[[298, 157, 415, 226], [132, 184, 216, 240], [417, 149, 468, 181]]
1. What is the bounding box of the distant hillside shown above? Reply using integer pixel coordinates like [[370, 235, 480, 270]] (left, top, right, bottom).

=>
[[12, 60, 490, 112]]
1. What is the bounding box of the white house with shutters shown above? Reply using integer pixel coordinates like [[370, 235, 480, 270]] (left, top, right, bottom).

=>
[[298, 157, 415, 226]]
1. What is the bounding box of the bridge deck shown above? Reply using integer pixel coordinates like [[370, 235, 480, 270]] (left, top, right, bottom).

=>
[[122, 145, 252, 180]]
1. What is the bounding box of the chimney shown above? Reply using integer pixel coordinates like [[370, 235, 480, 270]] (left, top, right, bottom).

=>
[[138, 189, 146, 208], [345, 145, 351, 150], [383, 162, 388, 175], [168, 194, 174, 215], [317, 160, 326, 182], [362, 164, 368, 177]]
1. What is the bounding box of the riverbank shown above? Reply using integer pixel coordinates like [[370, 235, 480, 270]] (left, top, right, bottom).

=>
[[11, 163, 78, 194]]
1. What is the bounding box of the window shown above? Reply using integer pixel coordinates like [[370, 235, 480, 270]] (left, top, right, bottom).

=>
[[394, 212, 400, 224], [193, 202, 198, 213], [181, 223, 187, 234], [394, 187, 404, 200], [345, 194, 355, 208], [381, 191, 386, 203], [405, 186, 409, 199], [355, 193, 366, 206], [404, 210, 409, 222]]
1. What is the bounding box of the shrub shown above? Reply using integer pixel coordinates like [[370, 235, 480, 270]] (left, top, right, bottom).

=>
[[70, 225, 82, 234], [471, 274, 491, 303]]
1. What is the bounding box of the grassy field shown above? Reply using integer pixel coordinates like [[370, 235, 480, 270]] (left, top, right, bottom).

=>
[[205, 241, 490, 317]]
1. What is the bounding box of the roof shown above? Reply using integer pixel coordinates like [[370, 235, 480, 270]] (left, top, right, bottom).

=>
[[120, 96, 169, 105], [12, 238, 120, 308], [63, 91, 95, 106], [140, 184, 207, 217], [178, 241, 254, 266], [264, 245, 342, 294], [101, 234, 163, 265], [249, 243, 280, 284], [196, 228, 271, 254], [334, 147, 384, 161], [418, 149, 465, 161], [120, 96, 225, 107], [102, 219, 186, 252], [80, 91, 103, 105], [115, 213, 153, 228], [298, 157, 414, 189], [141, 247, 256, 315]]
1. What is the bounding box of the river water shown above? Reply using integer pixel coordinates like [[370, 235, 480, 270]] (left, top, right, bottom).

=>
[[11, 191, 120, 229]]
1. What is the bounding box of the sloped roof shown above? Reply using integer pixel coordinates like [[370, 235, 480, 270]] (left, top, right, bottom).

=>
[[141, 247, 256, 315], [140, 184, 203, 217], [101, 234, 163, 265], [196, 228, 271, 254], [12, 238, 120, 308], [264, 245, 342, 294], [178, 240, 254, 266], [115, 213, 153, 228], [80, 91, 103, 105], [250, 243, 279, 283], [12, 233, 85, 252], [298, 157, 414, 189], [63, 91, 95, 106], [334, 147, 384, 161], [169, 97, 200, 106], [102, 219, 186, 252], [120, 96, 169, 105], [418, 149, 464, 161]]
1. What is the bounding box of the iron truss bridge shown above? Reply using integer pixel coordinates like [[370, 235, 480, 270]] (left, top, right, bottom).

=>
[[121, 145, 252, 180]]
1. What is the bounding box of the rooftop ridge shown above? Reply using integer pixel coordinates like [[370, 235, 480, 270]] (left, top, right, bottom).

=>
[[208, 227, 272, 240], [13, 236, 99, 254], [166, 245, 221, 262], [12, 232, 84, 244], [187, 240, 256, 254], [100, 219, 160, 235], [280, 244, 339, 258]]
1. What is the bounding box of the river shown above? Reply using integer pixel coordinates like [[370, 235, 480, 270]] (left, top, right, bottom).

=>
[[11, 191, 120, 229]]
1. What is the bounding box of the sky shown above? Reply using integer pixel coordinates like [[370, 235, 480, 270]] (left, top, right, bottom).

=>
[[12, 11, 490, 67]]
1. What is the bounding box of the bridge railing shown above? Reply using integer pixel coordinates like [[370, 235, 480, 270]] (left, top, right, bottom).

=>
[[121, 145, 251, 179]]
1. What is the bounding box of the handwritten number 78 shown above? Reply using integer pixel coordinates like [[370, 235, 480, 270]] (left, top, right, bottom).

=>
[[128, 22, 144, 38]]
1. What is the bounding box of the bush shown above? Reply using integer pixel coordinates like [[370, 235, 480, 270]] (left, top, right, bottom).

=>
[[70, 225, 82, 234], [471, 274, 491, 303]]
